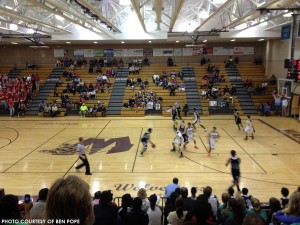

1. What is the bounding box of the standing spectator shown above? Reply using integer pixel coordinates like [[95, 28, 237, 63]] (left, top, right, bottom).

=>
[[203, 186, 219, 219], [75, 137, 92, 175], [93, 190, 118, 225], [124, 197, 149, 225], [282, 97, 289, 117], [7, 98, 15, 117], [30, 188, 49, 224], [273, 94, 282, 116], [147, 194, 162, 225], [137, 188, 150, 212], [167, 197, 188, 225], [165, 178, 180, 199]]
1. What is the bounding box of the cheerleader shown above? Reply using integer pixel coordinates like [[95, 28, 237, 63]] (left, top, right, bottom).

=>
[[244, 116, 255, 140]]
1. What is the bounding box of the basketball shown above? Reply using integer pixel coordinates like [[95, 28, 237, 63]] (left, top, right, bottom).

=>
[[152, 144, 156, 148]]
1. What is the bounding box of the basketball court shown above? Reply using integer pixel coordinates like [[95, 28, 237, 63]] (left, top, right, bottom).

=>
[[0, 115, 299, 202]]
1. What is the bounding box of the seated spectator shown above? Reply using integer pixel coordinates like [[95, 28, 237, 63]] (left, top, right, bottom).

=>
[[270, 74, 277, 85], [167, 57, 174, 67], [201, 57, 207, 66], [124, 197, 149, 225], [144, 57, 150, 66], [17, 100, 27, 117], [273, 191, 300, 225], [247, 198, 267, 223], [0, 194, 32, 223], [50, 103, 58, 117], [264, 103, 270, 117], [79, 103, 88, 117], [178, 83, 186, 92], [45, 175, 94, 225], [38, 100, 46, 112], [281, 187, 289, 208], [147, 194, 162, 225], [184, 200, 215, 225], [30, 188, 49, 223]]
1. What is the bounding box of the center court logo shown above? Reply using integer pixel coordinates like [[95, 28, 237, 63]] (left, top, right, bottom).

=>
[[40, 136, 133, 155]]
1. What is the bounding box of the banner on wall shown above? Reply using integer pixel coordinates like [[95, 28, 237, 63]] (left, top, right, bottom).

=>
[[203, 47, 213, 55], [213, 47, 233, 55], [143, 48, 153, 56], [114, 49, 124, 57], [74, 49, 84, 57], [53, 49, 64, 57], [173, 48, 182, 56], [162, 48, 173, 56], [84, 49, 94, 57], [182, 48, 193, 56], [104, 49, 114, 57], [153, 48, 163, 56], [192, 48, 203, 56], [233, 47, 244, 55], [131, 49, 143, 57], [94, 49, 104, 57], [281, 24, 291, 40], [242, 47, 254, 55]]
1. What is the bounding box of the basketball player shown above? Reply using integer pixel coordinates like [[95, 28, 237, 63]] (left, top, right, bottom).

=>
[[179, 120, 188, 144], [171, 130, 184, 158], [236, 113, 243, 131], [75, 137, 92, 175], [244, 115, 255, 140], [225, 150, 241, 192], [166, 106, 179, 130], [139, 128, 155, 157], [192, 108, 207, 132], [208, 127, 220, 153], [183, 122, 199, 150]]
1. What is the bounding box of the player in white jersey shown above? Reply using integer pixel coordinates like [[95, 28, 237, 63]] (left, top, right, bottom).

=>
[[244, 115, 255, 140], [192, 108, 207, 132], [183, 122, 199, 150], [170, 130, 184, 158], [208, 127, 220, 153]]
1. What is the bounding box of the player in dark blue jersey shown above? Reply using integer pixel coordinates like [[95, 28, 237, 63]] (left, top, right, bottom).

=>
[[226, 150, 241, 192], [139, 128, 155, 157]]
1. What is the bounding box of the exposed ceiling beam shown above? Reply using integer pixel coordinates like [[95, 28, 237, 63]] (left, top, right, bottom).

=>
[[0, 6, 68, 33], [194, 0, 235, 31], [26, 0, 108, 36], [224, 0, 299, 29], [153, 0, 162, 30], [169, 0, 185, 32], [44, 0, 115, 38], [75, 0, 121, 33], [131, 0, 147, 32]]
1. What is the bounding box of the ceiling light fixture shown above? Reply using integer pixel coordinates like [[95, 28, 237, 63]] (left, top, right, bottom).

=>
[[199, 10, 209, 19], [9, 24, 18, 31], [121, 41, 125, 44], [11, 42, 18, 45], [203, 40, 207, 43], [176, 40, 179, 43], [148, 41, 152, 43], [258, 39, 265, 41], [230, 39, 236, 42], [93, 41, 98, 44], [66, 41, 71, 44]]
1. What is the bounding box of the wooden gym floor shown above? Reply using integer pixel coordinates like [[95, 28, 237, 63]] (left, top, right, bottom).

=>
[[0, 115, 299, 202]]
